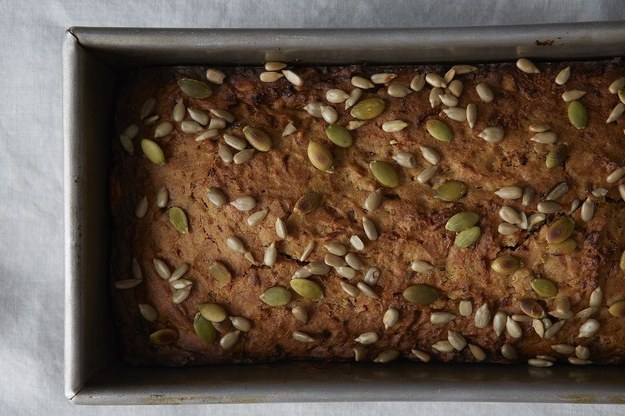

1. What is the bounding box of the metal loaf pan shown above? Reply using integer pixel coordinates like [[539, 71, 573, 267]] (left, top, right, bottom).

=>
[[64, 23, 625, 405]]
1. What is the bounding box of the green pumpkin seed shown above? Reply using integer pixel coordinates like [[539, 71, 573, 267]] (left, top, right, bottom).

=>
[[369, 161, 399, 188], [168, 207, 189, 234], [445, 212, 479, 232], [350, 97, 386, 120], [193, 313, 217, 343], [546, 143, 569, 169], [547, 238, 577, 255], [426, 119, 453, 142], [178, 78, 212, 99], [609, 300, 625, 317], [242, 126, 272, 152], [307, 141, 334, 173], [567, 100, 588, 129], [198, 303, 227, 322], [546, 216, 574, 244], [403, 284, 438, 305], [208, 261, 232, 283], [325, 124, 353, 147], [435, 180, 467, 201], [141, 139, 165, 165], [491, 255, 523, 274], [531, 278, 558, 298], [620, 250, 625, 271], [149, 328, 178, 345], [519, 299, 545, 319], [260, 286, 292, 306], [454, 226, 481, 248], [294, 191, 322, 213], [290, 279, 323, 300]]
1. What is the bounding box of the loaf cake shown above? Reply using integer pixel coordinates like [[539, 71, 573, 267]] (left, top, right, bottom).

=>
[[110, 58, 625, 367]]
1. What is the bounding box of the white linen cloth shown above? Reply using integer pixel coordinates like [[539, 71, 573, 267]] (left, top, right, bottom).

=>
[[1, 0, 624, 414]]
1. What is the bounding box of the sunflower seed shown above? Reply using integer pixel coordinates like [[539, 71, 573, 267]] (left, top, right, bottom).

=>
[[537, 201, 562, 214], [219, 330, 240, 350], [512, 314, 533, 322], [275, 217, 287, 240], [336, 280, 359, 297], [282, 122, 297, 137], [383, 308, 399, 329], [195, 129, 219, 141], [591, 187, 608, 198], [529, 123, 551, 133], [355, 331, 378, 345], [350, 235, 365, 251], [263, 242, 278, 267], [425, 73, 446, 88], [411, 260, 433, 272], [345, 253, 365, 271], [578, 319, 600, 338], [497, 223, 518, 235], [223, 134, 247, 151], [305, 261, 329, 276], [416, 146, 440, 166], [453, 65, 478, 75], [373, 349, 400, 363], [606, 103, 625, 123], [351, 75, 373, 89], [619, 184, 625, 202], [530, 131, 557, 144], [233, 148, 255, 164], [281, 69, 303, 87], [135, 304, 158, 323], [357, 282, 378, 299], [501, 343, 517, 360], [334, 266, 356, 280], [325, 88, 349, 103], [607, 166, 625, 184], [359, 217, 378, 241], [304, 102, 323, 118], [505, 316, 523, 338], [320, 105, 338, 124], [544, 320, 565, 338], [577, 307, 597, 320], [536, 355, 557, 363], [114, 279, 142, 289], [139, 97, 156, 120], [411, 349, 431, 362], [561, 90, 586, 102], [361, 189, 382, 214], [528, 358, 552, 368], [187, 107, 209, 125], [361, 267, 379, 286], [543, 182, 568, 202], [292, 330, 315, 343], [569, 357, 593, 365], [473, 83, 493, 103], [345, 88, 362, 110], [442, 107, 466, 121], [230, 196, 256, 212], [609, 77, 625, 93], [369, 73, 395, 84], [431, 312, 455, 324], [263, 61, 286, 72], [143, 114, 159, 126], [209, 117, 226, 130], [217, 143, 233, 164], [429, 87, 443, 107], [516, 58, 540, 74], [226, 236, 246, 253], [575, 345, 590, 360], [457, 300, 472, 317], [417, 165, 439, 184], [432, 340, 454, 353], [286, 307, 307, 326], [580, 198, 595, 222], [130, 258, 143, 281], [171, 278, 192, 290], [152, 258, 171, 280], [438, 93, 458, 107], [169, 263, 189, 282], [568, 101, 588, 129], [530, 319, 545, 338], [172, 287, 191, 304], [387, 81, 413, 98], [471, 304, 489, 328], [548, 309, 572, 319], [410, 73, 426, 91], [493, 312, 506, 337], [443, 68, 456, 84], [465, 344, 485, 361], [494, 186, 522, 200], [620, 89, 625, 104], [260, 71, 284, 82], [295, 241, 314, 263], [205, 68, 226, 84], [498, 206, 521, 224], [324, 253, 345, 268], [448, 79, 463, 97], [119, 134, 134, 154], [383, 120, 409, 133], [132, 196, 148, 219], [445, 330, 466, 351], [551, 344, 575, 354], [479, 126, 504, 143], [464, 103, 476, 129], [204, 188, 226, 207], [553, 66, 571, 85]]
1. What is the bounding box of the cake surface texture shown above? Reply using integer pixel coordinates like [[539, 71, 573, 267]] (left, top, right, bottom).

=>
[[111, 60, 625, 366]]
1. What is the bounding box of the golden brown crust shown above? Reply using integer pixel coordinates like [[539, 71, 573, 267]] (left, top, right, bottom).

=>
[[111, 60, 625, 366]]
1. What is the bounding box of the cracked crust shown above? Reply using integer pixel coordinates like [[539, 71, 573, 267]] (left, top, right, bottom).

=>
[[110, 60, 625, 366]]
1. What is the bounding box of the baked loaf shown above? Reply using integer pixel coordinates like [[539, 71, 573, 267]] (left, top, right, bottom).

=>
[[111, 59, 625, 367]]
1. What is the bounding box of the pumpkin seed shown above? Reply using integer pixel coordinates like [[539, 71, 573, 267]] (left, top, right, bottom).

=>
[[191, 313, 217, 343], [197, 303, 226, 323], [350, 97, 385, 120], [325, 124, 353, 148], [369, 161, 400, 188], [150, 328, 178, 345], [445, 212, 479, 232], [294, 191, 322, 214], [307, 141, 334, 173], [491, 255, 522, 274], [455, 226, 481, 248], [426, 119, 453, 142], [168, 207, 188, 234], [520, 299, 545, 319], [290, 279, 323, 300], [531, 278, 558, 298], [178, 78, 212, 99], [260, 286, 292, 306], [242, 126, 272, 152], [546, 143, 569, 169], [608, 300, 625, 317], [547, 238, 577, 255], [141, 139, 165, 165], [567, 101, 588, 129], [555, 66, 571, 85], [435, 181, 467, 202], [546, 216, 574, 244], [402, 284, 438, 305], [516, 58, 540, 74], [208, 261, 232, 284], [220, 330, 241, 350], [138, 304, 157, 322]]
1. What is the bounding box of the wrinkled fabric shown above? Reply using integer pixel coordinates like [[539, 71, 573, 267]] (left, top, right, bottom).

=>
[[1, 0, 624, 414]]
